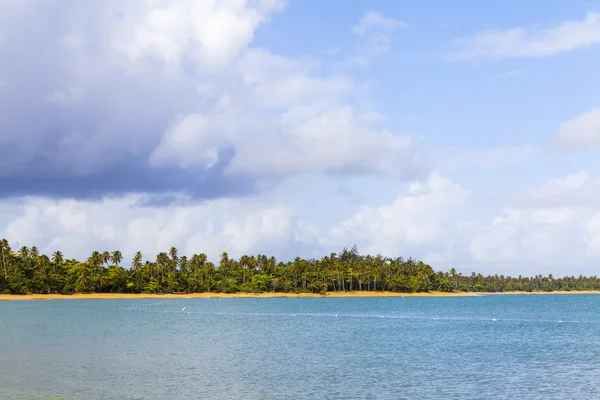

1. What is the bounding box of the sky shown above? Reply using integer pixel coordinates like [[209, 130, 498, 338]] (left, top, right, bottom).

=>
[[1, 0, 600, 276]]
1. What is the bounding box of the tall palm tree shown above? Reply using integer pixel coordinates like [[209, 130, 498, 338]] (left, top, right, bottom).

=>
[[50, 251, 64, 293], [101, 251, 110, 266], [240, 255, 249, 284], [73, 261, 93, 293], [156, 252, 170, 284], [30, 246, 40, 259], [450, 268, 457, 289], [0, 238, 11, 281], [111, 250, 123, 266], [179, 255, 188, 276], [35, 255, 52, 293], [188, 254, 199, 291], [169, 247, 179, 272], [220, 252, 229, 278], [130, 251, 143, 290], [132, 251, 143, 270], [19, 246, 30, 259], [89, 251, 102, 292], [52, 251, 64, 266]]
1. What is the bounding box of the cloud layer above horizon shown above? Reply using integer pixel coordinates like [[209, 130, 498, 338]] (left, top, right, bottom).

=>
[[1, 0, 599, 276]]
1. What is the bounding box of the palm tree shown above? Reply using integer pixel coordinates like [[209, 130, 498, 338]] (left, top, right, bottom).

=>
[[179, 255, 188, 276], [89, 251, 102, 292], [450, 268, 457, 290], [35, 255, 52, 293], [220, 252, 229, 278], [0, 238, 11, 281], [169, 247, 179, 272], [52, 251, 64, 266], [132, 251, 142, 270], [19, 246, 30, 259], [73, 262, 93, 293], [187, 253, 208, 291], [156, 252, 170, 289], [111, 250, 122, 266], [131, 251, 143, 290], [30, 246, 39, 259], [240, 255, 249, 284], [101, 251, 110, 266]]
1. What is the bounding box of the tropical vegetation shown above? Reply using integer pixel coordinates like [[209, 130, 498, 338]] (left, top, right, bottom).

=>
[[0, 239, 598, 295]]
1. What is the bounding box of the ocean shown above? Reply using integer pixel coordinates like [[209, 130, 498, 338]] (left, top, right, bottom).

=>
[[1, 295, 599, 399]]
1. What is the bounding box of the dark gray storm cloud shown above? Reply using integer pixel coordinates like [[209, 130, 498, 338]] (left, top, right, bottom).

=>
[[0, 149, 257, 200]]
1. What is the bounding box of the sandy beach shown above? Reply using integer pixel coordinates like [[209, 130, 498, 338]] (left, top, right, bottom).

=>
[[1, 290, 600, 300]]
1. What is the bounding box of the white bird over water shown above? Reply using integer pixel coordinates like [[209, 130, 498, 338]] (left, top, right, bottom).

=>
[[182, 307, 187, 312]]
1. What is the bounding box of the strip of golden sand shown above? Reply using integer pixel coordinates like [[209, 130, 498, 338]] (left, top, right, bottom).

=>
[[1, 290, 600, 300]]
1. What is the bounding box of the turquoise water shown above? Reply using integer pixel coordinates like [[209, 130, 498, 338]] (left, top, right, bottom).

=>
[[1, 295, 599, 399]]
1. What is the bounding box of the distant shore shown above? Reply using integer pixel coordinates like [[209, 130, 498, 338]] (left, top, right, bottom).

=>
[[1, 290, 600, 300]]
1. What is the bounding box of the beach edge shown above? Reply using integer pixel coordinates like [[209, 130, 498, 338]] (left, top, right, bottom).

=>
[[2, 291, 600, 300]]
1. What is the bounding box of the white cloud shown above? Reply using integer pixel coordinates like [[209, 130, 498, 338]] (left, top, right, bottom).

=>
[[0, 0, 285, 183], [0, 194, 304, 263], [0, 0, 426, 269], [453, 12, 600, 60], [3, 0, 413, 193], [352, 11, 408, 36], [469, 171, 600, 275], [226, 106, 413, 176], [4, 171, 600, 277], [0, 173, 466, 266], [552, 108, 600, 151], [325, 173, 468, 257], [109, 0, 285, 72], [469, 207, 584, 266], [352, 11, 407, 61], [149, 113, 226, 169], [522, 172, 593, 203], [147, 47, 412, 177], [234, 48, 353, 109], [585, 213, 600, 257]]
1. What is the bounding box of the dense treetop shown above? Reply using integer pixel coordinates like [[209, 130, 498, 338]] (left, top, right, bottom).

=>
[[0, 239, 597, 294]]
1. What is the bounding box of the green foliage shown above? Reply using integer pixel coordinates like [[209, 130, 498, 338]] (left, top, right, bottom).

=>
[[142, 281, 161, 294], [0, 239, 599, 295]]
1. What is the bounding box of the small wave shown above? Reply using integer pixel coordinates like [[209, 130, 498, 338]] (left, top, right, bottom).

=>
[[0, 391, 72, 400], [164, 310, 597, 324]]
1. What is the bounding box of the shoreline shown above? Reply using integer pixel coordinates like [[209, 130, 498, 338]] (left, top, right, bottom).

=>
[[1, 290, 600, 300]]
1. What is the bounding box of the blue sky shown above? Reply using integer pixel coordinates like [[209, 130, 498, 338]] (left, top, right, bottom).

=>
[[1, 0, 600, 276]]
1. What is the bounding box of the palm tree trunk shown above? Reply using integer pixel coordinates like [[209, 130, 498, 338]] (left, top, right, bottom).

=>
[[0, 247, 7, 281]]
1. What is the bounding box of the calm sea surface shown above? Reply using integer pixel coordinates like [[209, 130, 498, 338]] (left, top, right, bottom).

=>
[[1, 295, 600, 399]]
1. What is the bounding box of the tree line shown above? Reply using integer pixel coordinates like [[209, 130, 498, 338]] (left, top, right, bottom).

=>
[[0, 239, 598, 294]]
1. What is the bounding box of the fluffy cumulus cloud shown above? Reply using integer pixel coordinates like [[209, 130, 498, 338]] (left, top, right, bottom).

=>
[[0, 0, 422, 264], [552, 108, 600, 152], [469, 171, 600, 275], [452, 12, 600, 60], [0, 0, 413, 199], [325, 174, 468, 258], [351, 11, 407, 63], [4, 168, 600, 276], [0, 173, 466, 264], [0, 193, 306, 262]]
